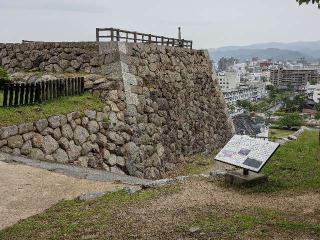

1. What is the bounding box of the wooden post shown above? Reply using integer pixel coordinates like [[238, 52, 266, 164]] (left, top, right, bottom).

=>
[[14, 84, 20, 106], [110, 28, 114, 42], [35, 83, 41, 103], [45, 81, 49, 101], [134, 32, 137, 43], [3, 84, 8, 107], [19, 83, 25, 105], [29, 83, 35, 103], [96, 28, 99, 42], [24, 83, 30, 105], [81, 77, 85, 93], [116, 29, 120, 41], [148, 34, 152, 43]]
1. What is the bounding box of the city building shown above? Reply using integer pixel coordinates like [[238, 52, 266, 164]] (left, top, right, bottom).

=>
[[270, 68, 320, 90], [222, 82, 267, 104], [217, 71, 240, 91]]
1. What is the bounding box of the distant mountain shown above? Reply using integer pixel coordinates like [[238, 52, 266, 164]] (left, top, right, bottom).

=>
[[209, 41, 320, 62]]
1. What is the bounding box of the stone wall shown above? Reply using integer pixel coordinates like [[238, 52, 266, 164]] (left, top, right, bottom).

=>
[[0, 107, 133, 174], [0, 41, 234, 179], [0, 42, 102, 74]]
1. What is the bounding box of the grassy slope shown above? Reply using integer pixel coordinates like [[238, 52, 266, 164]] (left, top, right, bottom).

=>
[[249, 131, 320, 192], [0, 93, 105, 128]]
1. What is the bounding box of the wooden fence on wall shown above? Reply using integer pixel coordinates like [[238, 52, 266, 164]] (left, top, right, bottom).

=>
[[96, 28, 193, 49], [2, 77, 85, 107]]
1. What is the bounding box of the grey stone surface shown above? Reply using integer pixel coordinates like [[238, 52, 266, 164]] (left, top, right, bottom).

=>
[[35, 119, 48, 132], [7, 135, 24, 149], [42, 136, 59, 155], [0, 126, 18, 139], [53, 149, 69, 164], [74, 126, 89, 145]]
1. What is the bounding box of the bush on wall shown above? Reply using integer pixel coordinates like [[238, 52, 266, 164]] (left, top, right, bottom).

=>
[[0, 67, 9, 89]]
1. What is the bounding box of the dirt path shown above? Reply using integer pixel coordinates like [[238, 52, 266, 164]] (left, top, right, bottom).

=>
[[0, 161, 124, 230]]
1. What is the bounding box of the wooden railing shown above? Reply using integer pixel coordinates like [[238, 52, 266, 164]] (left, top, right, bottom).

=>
[[96, 28, 193, 49], [2, 77, 84, 107]]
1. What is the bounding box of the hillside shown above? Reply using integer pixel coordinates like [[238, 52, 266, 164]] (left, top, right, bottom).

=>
[[209, 40, 320, 62]]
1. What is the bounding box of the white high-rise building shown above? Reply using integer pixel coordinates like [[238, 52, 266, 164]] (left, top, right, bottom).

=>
[[217, 71, 240, 91]]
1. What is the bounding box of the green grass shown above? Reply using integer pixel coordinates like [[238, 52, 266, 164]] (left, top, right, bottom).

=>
[[0, 186, 180, 240], [176, 153, 217, 176], [189, 206, 320, 239], [269, 128, 295, 139], [247, 131, 320, 193], [0, 92, 105, 128]]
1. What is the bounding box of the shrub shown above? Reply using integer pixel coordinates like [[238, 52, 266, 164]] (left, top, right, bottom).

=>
[[0, 67, 9, 89], [278, 113, 304, 129], [315, 112, 320, 120]]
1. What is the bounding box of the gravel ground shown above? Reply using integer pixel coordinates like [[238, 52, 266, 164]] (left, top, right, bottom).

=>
[[0, 161, 124, 230]]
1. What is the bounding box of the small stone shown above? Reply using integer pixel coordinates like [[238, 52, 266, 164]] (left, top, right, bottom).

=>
[[35, 119, 48, 132], [96, 133, 108, 147], [88, 121, 99, 134], [12, 148, 21, 156], [67, 141, 82, 161], [61, 124, 73, 140], [116, 156, 125, 167], [0, 146, 12, 154], [73, 126, 89, 145], [67, 112, 80, 122], [60, 115, 68, 126], [0, 140, 7, 148], [32, 133, 44, 148], [78, 156, 89, 167], [108, 154, 117, 166], [53, 149, 69, 163], [108, 131, 124, 145], [84, 109, 96, 120], [22, 132, 35, 141], [21, 140, 32, 155], [77, 192, 104, 201], [82, 117, 89, 126], [18, 123, 34, 134], [53, 128, 62, 140], [7, 135, 23, 148], [96, 112, 105, 122], [42, 135, 59, 155], [45, 155, 55, 162], [0, 125, 18, 139], [41, 127, 54, 136], [58, 137, 70, 150], [28, 148, 45, 160]]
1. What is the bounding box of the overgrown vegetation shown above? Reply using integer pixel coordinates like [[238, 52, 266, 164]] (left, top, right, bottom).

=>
[[0, 67, 9, 89], [0, 92, 105, 127]]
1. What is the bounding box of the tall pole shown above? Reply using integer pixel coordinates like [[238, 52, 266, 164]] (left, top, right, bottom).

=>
[[178, 27, 181, 40]]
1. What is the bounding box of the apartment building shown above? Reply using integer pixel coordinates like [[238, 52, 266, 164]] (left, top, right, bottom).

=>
[[270, 68, 319, 90]]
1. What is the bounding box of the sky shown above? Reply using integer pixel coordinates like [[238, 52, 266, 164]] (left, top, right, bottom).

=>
[[0, 0, 319, 49]]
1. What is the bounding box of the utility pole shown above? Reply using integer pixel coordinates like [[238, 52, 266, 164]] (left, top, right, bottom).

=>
[[178, 27, 182, 40]]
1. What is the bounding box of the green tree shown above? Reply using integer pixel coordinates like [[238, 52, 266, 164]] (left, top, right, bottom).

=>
[[279, 113, 304, 128], [236, 99, 253, 112], [297, 0, 320, 8], [315, 112, 320, 120]]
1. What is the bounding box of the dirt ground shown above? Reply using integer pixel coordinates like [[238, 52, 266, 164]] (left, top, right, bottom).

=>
[[0, 161, 124, 230], [108, 178, 320, 239]]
